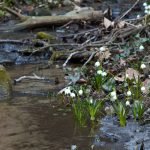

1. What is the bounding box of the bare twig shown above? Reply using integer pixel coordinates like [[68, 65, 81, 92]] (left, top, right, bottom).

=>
[[116, 0, 140, 21], [14, 73, 46, 83], [81, 36, 96, 46], [59, 21, 74, 29], [63, 51, 79, 67], [58, 28, 100, 38], [0, 6, 28, 21], [82, 51, 96, 67]]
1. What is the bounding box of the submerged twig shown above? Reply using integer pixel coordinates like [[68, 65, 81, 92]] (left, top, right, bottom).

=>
[[14, 73, 46, 83]]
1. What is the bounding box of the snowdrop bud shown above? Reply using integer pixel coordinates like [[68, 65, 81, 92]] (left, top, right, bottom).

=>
[[85, 88, 91, 94], [78, 89, 83, 96], [70, 93, 76, 98], [90, 98, 93, 104], [137, 15, 140, 18], [110, 91, 116, 97], [64, 88, 71, 95], [100, 46, 106, 51], [141, 86, 146, 92], [145, 5, 149, 10], [143, 2, 147, 7], [125, 73, 129, 78], [95, 61, 100, 67], [139, 45, 144, 51], [97, 70, 102, 75], [127, 90, 132, 96], [126, 101, 130, 106], [71, 145, 77, 150], [145, 9, 148, 14], [110, 95, 117, 102], [101, 71, 107, 77], [140, 63, 146, 69]]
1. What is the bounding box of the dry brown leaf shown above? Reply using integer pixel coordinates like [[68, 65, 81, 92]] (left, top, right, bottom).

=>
[[117, 21, 126, 28], [102, 49, 111, 59], [104, 17, 113, 29], [114, 75, 124, 82], [120, 59, 126, 66], [125, 68, 140, 80], [143, 79, 150, 94], [115, 68, 140, 82], [95, 48, 111, 62], [76, 78, 87, 84]]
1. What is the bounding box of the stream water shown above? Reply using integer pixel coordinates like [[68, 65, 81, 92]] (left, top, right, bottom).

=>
[[0, 63, 127, 150]]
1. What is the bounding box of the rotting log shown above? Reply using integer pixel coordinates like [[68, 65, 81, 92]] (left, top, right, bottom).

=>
[[0, 6, 104, 31]]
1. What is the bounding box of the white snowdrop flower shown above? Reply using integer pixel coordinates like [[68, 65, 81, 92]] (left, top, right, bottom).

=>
[[126, 101, 130, 106], [71, 145, 77, 150], [140, 63, 146, 69], [141, 86, 146, 92], [110, 91, 116, 97], [97, 70, 102, 75], [137, 15, 140, 18], [78, 89, 83, 96], [110, 90, 117, 102], [127, 90, 132, 96], [64, 88, 71, 95], [70, 93, 76, 98], [110, 95, 117, 102], [143, 2, 147, 7], [95, 61, 100, 67], [125, 73, 129, 78], [139, 45, 144, 51], [90, 98, 93, 104], [101, 71, 107, 77], [145, 5, 149, 10], [145, 9, 148, 14], [99, 46, 106, 51], [67, 86, 71, 90]]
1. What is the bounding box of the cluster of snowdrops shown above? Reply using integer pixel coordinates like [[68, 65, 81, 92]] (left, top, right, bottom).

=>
[[60, 47, 148, 127]]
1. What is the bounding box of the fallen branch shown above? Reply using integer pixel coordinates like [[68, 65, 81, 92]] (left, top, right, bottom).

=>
[[0, 6, 104, 31]]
